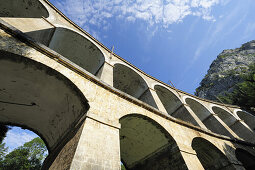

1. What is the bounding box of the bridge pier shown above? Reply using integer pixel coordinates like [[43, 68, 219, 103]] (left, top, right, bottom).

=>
[[49, 112, 121, 170], [148, 87, 168, 113], [70, 114, 121, 170], [96, 61, 114, 86], [178, 104, 208, 129]]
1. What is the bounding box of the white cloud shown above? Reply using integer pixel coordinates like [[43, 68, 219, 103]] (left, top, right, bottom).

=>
[[3, 127, 37, 152], [54, 0, 220, 30]]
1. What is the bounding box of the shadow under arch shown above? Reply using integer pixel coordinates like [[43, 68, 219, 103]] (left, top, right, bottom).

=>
[[236, 110, 255, 131], [0, 0, 49, 18], [0, 50, 90, 169], [212, 106, 255, 142], [24, 27, 105, 75], [48, 27, 105, 75], [186, 98, 233, 137], [119, 114, 188, 170], [113, 64, 158, 108], [192, 137, 235, 170], [235, 148, 255, 170], [154, 85, 199, 126]]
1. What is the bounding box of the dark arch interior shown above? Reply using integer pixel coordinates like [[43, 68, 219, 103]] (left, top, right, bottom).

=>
[[186, 98, 233, 137], [155, 85, 199, 126], [192, 137, 234, 170], [17, 27, 105, 75], [212, 107, 237, 126], [0, 0, 49, 18], [113, 64, 157, 108], [0, 50, 89, 162], [120, 114, 188, 170], [237, 111, 255, 131], [48, 27, 105, 75], [235, 148, 255, 170], [212, 107, 255, 142]]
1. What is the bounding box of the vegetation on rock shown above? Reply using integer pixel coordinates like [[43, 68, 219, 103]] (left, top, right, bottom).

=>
[[195, 40, 255, 114], [217, 64, 255, 114]]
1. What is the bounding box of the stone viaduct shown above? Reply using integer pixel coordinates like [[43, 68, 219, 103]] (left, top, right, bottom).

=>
[[0, 0, 255, 169]]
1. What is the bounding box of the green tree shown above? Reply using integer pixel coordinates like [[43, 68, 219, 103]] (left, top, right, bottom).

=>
[[0, 147, 31, 170], [23, 137, 47, 162], [0, 143, 8, 162], [121, 164, 126, 170], [0, 137, 47, 170]]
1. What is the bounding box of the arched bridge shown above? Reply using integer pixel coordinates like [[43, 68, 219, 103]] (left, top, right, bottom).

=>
[[0, 0, 255, 169]]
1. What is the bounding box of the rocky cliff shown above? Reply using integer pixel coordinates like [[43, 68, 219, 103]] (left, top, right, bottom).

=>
[[195, 40, 255, 101]]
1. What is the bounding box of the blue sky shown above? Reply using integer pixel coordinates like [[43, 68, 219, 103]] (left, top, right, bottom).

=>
[[3, 127, 37, 152], [50, 0, 255, 94], [4, 0, 255, 151]]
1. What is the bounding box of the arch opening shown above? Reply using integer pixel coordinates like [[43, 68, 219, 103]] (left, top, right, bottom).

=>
[[0, 50, 90, 167], [0, 0, 49, 18], [212, 107, 237, 126], [48, 27, 105, 75], [236, 111, 255, 131], [155, 85, 199, 126], [15, 27, 105, 75], [235, 148, 255, 170], [186, 98, 233, 137], [212, 106, 255, 142], [0, 125, 48, 169], [119, 114, 188, 170], [192, 137, 235, 170], [113, 64, 157, 108]]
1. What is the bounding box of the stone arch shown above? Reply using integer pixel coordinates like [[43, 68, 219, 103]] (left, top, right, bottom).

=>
[[0, 0, 49, 18], [192, 137, 235, 170], [113, 63, 157, 108], [212, 106, 255, 142], [236, 110, 255, 131], [0, 50, 90, 167], [185, 98, 233, 137], [48, 27, 105, 75], [235, 148, 255, 170], [119, 114, 188, 170], [212, 106, 237, 126], [154, 85, 199, 126]]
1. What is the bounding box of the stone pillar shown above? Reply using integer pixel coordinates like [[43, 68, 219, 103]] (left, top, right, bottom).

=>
[[213, 115, 239, 138], [96, 61, 114, 86], [230, 120, 255, 142], [178, 145, 204, 170], [69, 112, 121, 170], [183, 104, 207, 129], [147, 88, 168, 113]]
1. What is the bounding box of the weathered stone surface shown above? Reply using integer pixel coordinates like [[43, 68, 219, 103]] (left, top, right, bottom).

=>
[[1, 1, 255, 170], [196, 40, 255, 100]]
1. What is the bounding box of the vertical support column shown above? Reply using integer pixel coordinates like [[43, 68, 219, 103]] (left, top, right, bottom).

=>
[[148, 88, 168, 113], [230, 120, 255, 142], [178, 145, 204, 170], [213, 115, 239, 138], [47, 121, 85, 170], [183, 104, 207, 129], [69, 113, 121, 170], [96, 62, 114, 86]]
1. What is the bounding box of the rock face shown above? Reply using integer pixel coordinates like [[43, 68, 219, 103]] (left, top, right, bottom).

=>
[[195, 40, 255, 101]]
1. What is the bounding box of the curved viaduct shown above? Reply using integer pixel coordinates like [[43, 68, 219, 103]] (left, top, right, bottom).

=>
[[0, 0, 255, 169]]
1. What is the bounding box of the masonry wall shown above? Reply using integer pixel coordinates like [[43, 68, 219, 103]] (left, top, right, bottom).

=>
[[1, 1, 255, 169], [1, 26, 254, 170]]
